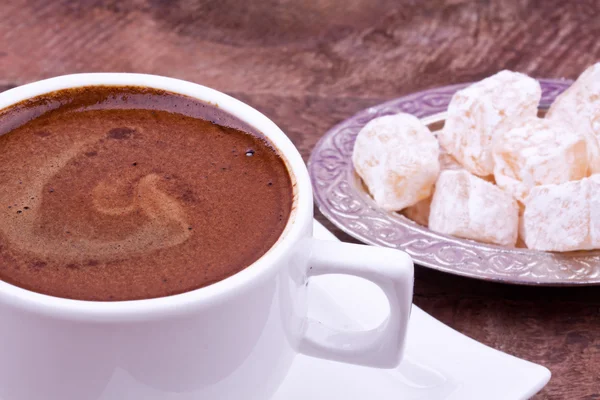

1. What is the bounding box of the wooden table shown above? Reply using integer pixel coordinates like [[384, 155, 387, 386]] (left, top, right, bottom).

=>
[[1, 1, 599, 398]]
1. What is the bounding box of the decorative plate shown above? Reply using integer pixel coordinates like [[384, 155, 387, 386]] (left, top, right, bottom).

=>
[[309, 79, 600, 286]]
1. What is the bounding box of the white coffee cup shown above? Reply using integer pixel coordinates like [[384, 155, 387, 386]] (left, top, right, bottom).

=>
[[0, 74, 414, 400]]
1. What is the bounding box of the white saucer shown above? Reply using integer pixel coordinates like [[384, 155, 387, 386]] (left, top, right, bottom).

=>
[[272, 221, 551, 400]]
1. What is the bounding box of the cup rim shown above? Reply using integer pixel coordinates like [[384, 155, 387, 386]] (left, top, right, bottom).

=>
[[0, 73, 312, 322]]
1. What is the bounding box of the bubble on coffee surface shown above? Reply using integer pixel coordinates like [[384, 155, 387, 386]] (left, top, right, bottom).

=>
[[0, 134, 192, 264], [107, 127, 135, 140]]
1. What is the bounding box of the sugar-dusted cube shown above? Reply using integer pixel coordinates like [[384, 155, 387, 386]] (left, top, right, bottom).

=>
[[402, 149, 493, 226], [547, 63, 600, 174], [439, 150, 463, 171], [493, 117, 589, 202], [429, 170, 519, 246], [522, 175, 600, 252], [438, 70, 541, 176], [352, 113, 440, 211]]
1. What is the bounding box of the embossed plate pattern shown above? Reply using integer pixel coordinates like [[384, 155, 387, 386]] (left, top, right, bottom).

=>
[[308, 79, 600, 285]]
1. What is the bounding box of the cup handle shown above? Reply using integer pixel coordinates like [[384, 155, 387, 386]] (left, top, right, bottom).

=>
[[298, 239, 414, 368]]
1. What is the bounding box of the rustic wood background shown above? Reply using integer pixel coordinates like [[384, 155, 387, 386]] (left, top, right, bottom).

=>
[[1, 0, 599, 398]]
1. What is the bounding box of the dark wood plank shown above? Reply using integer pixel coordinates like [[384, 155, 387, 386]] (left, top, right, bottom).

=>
[[2, 0, 600, 398]]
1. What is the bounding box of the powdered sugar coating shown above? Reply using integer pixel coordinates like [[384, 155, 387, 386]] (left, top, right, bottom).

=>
[[523, 175, 600, 252], [547, 63, 600, 174], [438, 70, 541, 176], [439, 150, 463, 171], [352, 113, 440, 211], [429, 170, 519, 246], [493, 117, 589, 202], [403, 149, 494, 226]]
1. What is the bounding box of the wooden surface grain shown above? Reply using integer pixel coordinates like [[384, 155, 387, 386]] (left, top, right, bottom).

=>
[[1, 0, 600, 398]]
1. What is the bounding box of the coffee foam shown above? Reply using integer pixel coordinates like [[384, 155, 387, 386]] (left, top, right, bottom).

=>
[[0, 135, 192, 264], [0, 86, 293, 300]]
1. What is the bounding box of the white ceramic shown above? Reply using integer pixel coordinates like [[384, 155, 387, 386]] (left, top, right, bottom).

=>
[[272, 221, 551, 400], [0, 74, 414, 400]]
